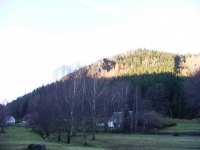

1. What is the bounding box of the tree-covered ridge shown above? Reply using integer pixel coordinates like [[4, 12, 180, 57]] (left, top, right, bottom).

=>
[[5, 49, 200, 121], [112, 49, 200, 77], [60, 49, 200, 80], [115, 49, 176, 76]]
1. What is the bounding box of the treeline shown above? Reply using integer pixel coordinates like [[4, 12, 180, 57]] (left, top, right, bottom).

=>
[[6, 49, 200, 120], [8, 74, 175, 143]]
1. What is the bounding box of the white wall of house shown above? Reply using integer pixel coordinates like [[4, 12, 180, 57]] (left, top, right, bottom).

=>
[[107, 111, 133, 128], [107, 121, 114, 128], [5, 116, 15, 125]]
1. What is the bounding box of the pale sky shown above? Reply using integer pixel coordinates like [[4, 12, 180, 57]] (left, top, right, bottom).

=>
[[0, 0, 200, 103]]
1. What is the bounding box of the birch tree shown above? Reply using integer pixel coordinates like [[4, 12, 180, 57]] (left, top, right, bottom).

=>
[[81, 78, 88, 145], [102, 87, 115, 132], [130, 84, 141, 132], [51, 82, 67, 142], [111, 81, 131, 132], [63, 78, 82, 136], [52, 64, 84, 144], [85, 75, 107, 140]]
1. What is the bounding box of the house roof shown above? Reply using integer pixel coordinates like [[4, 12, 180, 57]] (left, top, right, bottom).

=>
[[110, 112, 123, 122], [21, 114, 31, 121], [109, 111, 133, 122]]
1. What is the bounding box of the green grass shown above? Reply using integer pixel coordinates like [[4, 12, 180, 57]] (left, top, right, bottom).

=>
[[158, 119, 200, 134], [0, 122, 200, 150]]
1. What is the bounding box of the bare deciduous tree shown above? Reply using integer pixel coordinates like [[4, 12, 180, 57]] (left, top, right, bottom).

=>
[[80, 78, 88, 145], [85, 75, 107, 140], [130, 84, 141, 132], [111, 81, 131, 132], [63, 78, 82, 142], [0, 100, 10, 132], [101, 87, 115, 132], [51, 82, 67, 142], [36, 87, 55, 138]]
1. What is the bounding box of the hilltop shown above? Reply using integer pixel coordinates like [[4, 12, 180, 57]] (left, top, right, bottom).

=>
[[63, 49, 200, 79]]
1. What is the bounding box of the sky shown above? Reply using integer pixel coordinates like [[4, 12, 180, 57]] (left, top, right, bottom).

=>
[[0, 0, 200, 103]]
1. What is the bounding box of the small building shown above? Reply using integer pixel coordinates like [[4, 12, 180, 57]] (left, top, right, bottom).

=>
[[20, 114, 32, 125], [97, 122, 105, 127], [107, 112, 123, 128], [107, 111, 133, 128], [4, 116, 15, 125]]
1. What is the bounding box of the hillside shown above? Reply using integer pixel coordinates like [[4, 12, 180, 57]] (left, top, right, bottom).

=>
[[62, 49, 200, 79], [7, 49, 200, 120]]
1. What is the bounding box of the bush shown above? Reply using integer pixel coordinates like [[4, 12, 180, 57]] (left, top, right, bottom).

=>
[[143, 111, 162, 129]]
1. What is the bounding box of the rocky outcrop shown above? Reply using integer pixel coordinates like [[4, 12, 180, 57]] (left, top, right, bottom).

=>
[[101, 58, 116, 72], [85, 58, 118, 78]]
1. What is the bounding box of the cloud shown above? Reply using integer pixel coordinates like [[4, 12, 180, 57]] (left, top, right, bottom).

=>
[[78, 0, 128, 17]]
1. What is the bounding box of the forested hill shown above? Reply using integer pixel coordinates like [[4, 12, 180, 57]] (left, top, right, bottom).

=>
[[8, 49, 200, 119], [70, 49, 200, 78]]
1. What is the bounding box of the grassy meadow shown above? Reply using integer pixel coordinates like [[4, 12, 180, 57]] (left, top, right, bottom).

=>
[[0, 120, 200, 150], [159, 119, 200, 134]]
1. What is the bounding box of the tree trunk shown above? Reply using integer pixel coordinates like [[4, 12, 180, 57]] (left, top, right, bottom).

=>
[[1, 125, 4, 132], [44, 131, 50, 139], [142, 118, 145, 134], [92, 124, 95, 140], [32, 123, 36, 131], [67, 130, 70, 144], [104, 121, 108, 132], [135, 99, 138, 132], [74, 125, 77, 136], [57, 132, 61, 142], [70, 127, 74, 136], [130, 101, 135, 133], [70, 109, 75, 136], [120, 111, 125, 132], [135, 85, 139, 132], [92, 109, 96, 140], [83, 127, 87, 145]]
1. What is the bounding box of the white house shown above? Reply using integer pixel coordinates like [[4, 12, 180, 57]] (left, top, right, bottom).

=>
[[107, 112, 123, 127], [107, 111, 133, 128], [4, 116, 15, 125]]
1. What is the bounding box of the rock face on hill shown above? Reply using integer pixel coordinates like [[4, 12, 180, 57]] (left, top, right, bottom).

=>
[[86, 58, 119, 78], [61, 58, 119, 80]]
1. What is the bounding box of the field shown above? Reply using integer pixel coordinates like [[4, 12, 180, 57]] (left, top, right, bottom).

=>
[[159, 119, 200, 134], [0, 120, 200, 150]]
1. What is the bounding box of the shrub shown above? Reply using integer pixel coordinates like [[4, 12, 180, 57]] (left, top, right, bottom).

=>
[[143, 111, 162, 129]]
